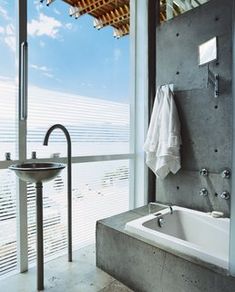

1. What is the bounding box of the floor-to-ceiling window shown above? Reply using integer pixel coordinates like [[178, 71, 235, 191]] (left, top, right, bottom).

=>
[[0, 0, 133, 277], [0, 1, 18, 276]]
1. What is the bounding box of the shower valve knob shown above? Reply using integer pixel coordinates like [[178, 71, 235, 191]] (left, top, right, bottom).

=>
[[220, 191, 230, 200], [221, 169, 231, 179], [199, 188, 208, 197], [200, 168, 209, 177]]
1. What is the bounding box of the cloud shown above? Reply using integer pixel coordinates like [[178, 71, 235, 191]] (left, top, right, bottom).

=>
[[39, 40, 45, 47], [43, 72, 54, 78], [53, 8, 61, 15], [114, 48, 121, 62], [0, 4, 10, 21], [29, 63, 61, 81], [28, 13, 62, 39], [33, 0, 43, 12], [30, 64, 51, 72], [4, 35, 15, 52], [0, 3, 16, 52], [0, 24, 16, 52], [80, 82, 94, 88], [65, 23, 73, 30]]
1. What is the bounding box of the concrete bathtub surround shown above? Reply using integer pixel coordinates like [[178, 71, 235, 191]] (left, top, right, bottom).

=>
[[125, 206, 230, 270], [96, 206, 235, 292]]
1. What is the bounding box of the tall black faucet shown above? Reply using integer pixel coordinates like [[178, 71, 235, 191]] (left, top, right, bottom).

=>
[[43, 124, 72, 262]]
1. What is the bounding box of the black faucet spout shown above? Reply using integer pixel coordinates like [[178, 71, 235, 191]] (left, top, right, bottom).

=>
[[43, 124, 72, 262]]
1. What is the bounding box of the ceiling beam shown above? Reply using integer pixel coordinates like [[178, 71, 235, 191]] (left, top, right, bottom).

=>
[[68, 0, 114, 17], [113, 24, 129, 38], [94, 4, 129, 29]]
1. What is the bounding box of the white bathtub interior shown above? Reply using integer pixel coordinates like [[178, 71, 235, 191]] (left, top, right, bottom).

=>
[[125, 206, 230, 270]]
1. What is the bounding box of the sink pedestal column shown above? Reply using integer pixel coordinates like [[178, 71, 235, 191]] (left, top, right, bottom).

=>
[[36, 182, 44, 291], [8, 162, 66, 291]]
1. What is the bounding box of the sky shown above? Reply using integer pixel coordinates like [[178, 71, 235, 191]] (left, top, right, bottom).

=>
[[0, 0, 130, 102]]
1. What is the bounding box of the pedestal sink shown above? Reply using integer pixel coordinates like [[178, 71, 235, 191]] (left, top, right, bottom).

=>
[[9, 162, 65, 291]]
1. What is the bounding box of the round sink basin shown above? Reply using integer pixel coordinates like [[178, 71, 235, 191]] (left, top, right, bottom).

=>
[[9, 162, 65, 183]]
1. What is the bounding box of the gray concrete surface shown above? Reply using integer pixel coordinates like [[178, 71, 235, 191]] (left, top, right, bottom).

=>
[[0, 245, 132, 292], [155, 0, 233, 216], [96, 208, 235, 292]]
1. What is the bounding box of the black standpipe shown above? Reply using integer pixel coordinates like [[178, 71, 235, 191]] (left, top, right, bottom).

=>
[[43, 124, 72, 262], [36, 182, 44, 291]]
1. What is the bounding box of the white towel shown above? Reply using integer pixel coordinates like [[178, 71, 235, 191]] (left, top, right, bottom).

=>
[[144, 84, 182, 179]]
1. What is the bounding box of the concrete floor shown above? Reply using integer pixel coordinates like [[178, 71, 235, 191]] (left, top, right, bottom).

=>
[[0, 245, 133, 292]]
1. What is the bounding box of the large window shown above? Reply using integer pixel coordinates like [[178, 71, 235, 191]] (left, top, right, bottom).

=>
[[0, 0, 132, 277], [26, 1, 131, 264], [0, 1, 18, 277]]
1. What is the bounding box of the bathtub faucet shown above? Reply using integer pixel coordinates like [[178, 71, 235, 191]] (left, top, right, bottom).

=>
[[148, 202, 173, 215], [158, 217, 165, 228], [169, 205, 173, 214]]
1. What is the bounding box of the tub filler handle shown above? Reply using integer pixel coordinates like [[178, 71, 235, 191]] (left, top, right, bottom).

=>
[[169, 205, 173, 214], [158, 217, 165, 228]]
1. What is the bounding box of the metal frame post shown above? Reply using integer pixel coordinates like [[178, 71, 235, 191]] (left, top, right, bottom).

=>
[[17, 0, 28, 273], [130, 0, 149, 207]]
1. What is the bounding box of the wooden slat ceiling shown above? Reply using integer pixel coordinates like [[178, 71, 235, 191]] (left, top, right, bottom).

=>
[[44, 0, 204, 38], [62, 0, 130, 38]]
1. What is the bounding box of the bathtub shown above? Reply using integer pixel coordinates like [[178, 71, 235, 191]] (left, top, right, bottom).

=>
[[125, 206, 230, 270]]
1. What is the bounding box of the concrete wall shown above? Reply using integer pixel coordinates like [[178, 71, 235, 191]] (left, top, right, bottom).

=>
[[156, 0, 233, 216]]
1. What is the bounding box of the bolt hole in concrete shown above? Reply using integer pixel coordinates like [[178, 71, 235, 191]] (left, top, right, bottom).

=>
[[214, 149, 218, 153], [214, 105, 218, 109], [176, 71, 180, 75], [177, 186, 180, 190], [215, 193, 218, 197], [216, 62, 219, 66], [176, 33, 179, 37]]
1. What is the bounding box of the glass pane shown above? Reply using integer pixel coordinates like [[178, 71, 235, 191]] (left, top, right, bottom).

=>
[[27, 1, 130, 158], [0, 1, 18, 278], [0, 170, 17, 277], [0, 2, 17, 160], [161, 0, 211, 22], [27, 160, 129, 263]]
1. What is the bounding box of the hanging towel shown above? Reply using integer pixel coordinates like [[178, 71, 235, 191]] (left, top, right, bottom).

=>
[[144, 84, 182, 179]]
